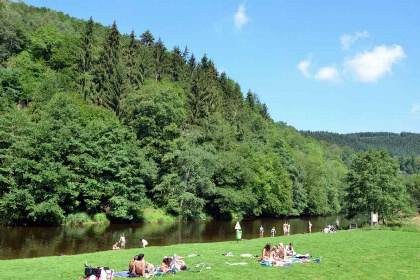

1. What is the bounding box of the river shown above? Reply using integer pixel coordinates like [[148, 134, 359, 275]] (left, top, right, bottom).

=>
[[0, 216, 353, 260]]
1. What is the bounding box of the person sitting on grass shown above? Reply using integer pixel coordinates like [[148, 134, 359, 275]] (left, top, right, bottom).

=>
[[129, 255, 144, 277], [286, 243, 295, 257], [277, 243, 286, 259], [270, 247, 282, 264], [112, 242, 120, 250], [261, 243, 271, 261], [129, 254, 155, 276]]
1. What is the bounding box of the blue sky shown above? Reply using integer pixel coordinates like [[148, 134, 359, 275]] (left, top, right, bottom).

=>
[[21, 0, 420, 133]]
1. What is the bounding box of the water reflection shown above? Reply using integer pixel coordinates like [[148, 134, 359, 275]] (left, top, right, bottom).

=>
[[0, 215, 355, 260]]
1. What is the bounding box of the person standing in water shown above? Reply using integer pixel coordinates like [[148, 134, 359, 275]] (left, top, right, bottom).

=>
[[260, 225, 264, 237], [336, 219, 340, 230], [309, 221, 312, 233], [271, 227, 276, 237], [287, 223, 291, 235], [119, 233, 126, 249], [282, 223, 287, 235]]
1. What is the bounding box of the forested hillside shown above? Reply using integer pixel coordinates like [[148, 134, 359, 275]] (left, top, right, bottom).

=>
[[302, 131, 420, 157], [0, 0, 416, 225]]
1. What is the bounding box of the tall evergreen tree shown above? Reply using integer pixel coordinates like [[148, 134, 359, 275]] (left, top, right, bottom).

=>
[[140, 30, 155, 47], [94, 21, 126, 115], [79, 16, 94, 100], [124, 30, 140, 89], [153, 37, 167, 82]]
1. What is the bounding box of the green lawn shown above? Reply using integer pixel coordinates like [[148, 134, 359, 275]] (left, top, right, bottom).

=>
[[1, 228, 419, 280]]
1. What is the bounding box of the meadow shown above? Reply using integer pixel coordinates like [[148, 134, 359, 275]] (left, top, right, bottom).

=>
[[0, 227, 419, 280]]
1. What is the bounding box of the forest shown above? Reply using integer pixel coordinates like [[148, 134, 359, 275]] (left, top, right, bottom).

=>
[[0, 0, 417, 225]]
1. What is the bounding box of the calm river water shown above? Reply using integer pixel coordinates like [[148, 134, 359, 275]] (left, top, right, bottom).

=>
[[0, 216, 352, 260]]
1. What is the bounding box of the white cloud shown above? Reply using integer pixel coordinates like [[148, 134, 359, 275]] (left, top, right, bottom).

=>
[[340, 31, 369, 50], [297, 59, 311, 78], [411, 104, 420, 115], [344, 44, 405, 83], [233, 4, 249, 30], [314, 66, 340, 82]]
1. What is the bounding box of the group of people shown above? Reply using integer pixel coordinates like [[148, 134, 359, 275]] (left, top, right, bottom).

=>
[[128, 254, 187, 277], [260, 242, 295, 265], [322, 225, 337, 233], [259, 219, 341, 237], [259, 223, 291, 237], [112, 234, 148, 250]]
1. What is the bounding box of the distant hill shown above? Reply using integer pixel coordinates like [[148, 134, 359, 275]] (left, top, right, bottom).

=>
[[301, 131, 420, 157]]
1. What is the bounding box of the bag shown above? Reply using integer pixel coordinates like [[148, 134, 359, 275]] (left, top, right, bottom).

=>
[[99, 268, 114, 280], [85, 267, 101, 277]]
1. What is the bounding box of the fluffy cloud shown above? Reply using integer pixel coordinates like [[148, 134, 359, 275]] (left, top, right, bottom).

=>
[[314, 66, 340, 82], [411, 104, 420, 115], [233, 4, 249, 30], [297, 59, 311, 78], [340, 31, 369, 50], [344, 45, 405, 83]]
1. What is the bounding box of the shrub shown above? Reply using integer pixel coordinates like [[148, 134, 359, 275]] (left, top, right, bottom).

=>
[[65, 212, 91, 226], [92, 213, 109, 223]]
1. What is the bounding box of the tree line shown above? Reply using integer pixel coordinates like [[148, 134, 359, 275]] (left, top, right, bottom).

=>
[[0, 0, 417, 225]]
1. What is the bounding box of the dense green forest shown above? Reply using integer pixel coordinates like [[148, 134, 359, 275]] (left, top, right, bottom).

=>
[[302, 131, 420, 157], [302, 131, 420, 175], [0, 0, 417, 225]]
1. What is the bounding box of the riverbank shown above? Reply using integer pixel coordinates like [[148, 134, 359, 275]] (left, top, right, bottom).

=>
[[0, 229, 419, 279]]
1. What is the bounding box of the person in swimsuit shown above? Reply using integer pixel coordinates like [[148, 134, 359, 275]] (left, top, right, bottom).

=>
[[261, 243, 271, 261], [119, 234, 126, 249], [112, 242, 120, 250], [260, 225, 264, 237], [309, 221, 312, 233]]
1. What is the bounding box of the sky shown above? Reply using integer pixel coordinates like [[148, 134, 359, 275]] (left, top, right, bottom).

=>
[[19, 0, 420, 133]]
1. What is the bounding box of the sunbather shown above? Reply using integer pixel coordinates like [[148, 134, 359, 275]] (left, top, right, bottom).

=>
[[129, 254, 155, 277], [112, 242, 120, 250], [261, 243, 271, 261], [276, 243, 286, 259], [129, 255, 144, 277], [158, 257, 171, 273], [170, 254, 187, 271], [286, 243, 295, 256]]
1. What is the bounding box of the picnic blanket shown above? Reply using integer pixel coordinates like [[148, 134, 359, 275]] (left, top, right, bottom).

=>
[[114, 271, 131, 278]]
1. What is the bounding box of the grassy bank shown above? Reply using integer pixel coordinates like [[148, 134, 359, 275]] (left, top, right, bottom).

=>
[[0, 229, 419, 280]]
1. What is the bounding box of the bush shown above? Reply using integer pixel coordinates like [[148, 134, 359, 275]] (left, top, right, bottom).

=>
[[142, 208, 175, 223], [92, 213, 109, 223], [65, 213, 91, 226]]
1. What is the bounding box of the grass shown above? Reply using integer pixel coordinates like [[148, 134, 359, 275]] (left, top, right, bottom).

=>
[[0, 229, 419, 280], [141, 208, 176, 223], [65, 212, 110, 226]]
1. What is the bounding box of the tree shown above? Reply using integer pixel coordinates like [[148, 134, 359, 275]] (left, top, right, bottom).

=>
[[80, 17, 95, 100], [94, 21, 127, 115], [124, 30, 141, 89], [140, 30, 154, 47], [153, 37, 168, 82], [30, 25, 64, 61], [345, 148, 409, 219]]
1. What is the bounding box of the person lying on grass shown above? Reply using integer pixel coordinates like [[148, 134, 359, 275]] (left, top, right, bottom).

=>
[[169, 254, 187, 271]]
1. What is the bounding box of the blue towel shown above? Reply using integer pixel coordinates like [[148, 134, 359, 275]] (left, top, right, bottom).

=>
[[114, 271, 131, 278]]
